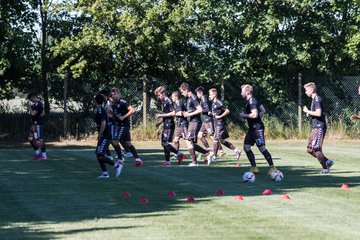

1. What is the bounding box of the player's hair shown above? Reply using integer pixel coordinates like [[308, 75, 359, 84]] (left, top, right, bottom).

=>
[[195, 86, 205, 93], [209, 88, 218, 96], [179, 82, 190, 91], [95, 94, 105, 104], [172, 90, 180, 98], [99, 89, 110, 97], [304, 82, 317, 92], [27, 92, 37, 100], [154, 86, 166, 96], [110, 87, 121, 97], [241, 84, 253, 94]]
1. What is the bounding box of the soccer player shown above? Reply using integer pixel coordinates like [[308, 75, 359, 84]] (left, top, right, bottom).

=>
[[303, 82, 334, 174], [239, 84, 277, 174], [27, 92, 47, 160], [95, 94, 122, 178], [179, 83, 212, 166], [171, 90, 188, 154], [110, 87, 143, 167], [195, 86, 225, 157], [99, 89, 124, 162], [207, 88, 241, 165], [350, 85, 360, 121], [154, 86, 186, 166]]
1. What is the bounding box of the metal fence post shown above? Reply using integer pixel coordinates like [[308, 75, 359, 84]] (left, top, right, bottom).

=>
[[143, 78, 147, 128], [298, 73, 302, 132]]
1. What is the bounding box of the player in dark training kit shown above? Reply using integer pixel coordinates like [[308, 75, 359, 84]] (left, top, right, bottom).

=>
[[195, 86, 225, 158], [303, 82, 334, 174], [95, 94, 123, 178], [206, 88, 241, 164], [27, 92, 47, 160], [110, 88, 143, 167], [179, 83, 213, 166], [154, 86, 186, 166], [171, 91, 188, 157], [239, 85, 277, 175]]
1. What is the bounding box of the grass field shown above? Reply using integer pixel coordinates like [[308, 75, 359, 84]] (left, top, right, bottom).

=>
[[1, 140, 360, 240]]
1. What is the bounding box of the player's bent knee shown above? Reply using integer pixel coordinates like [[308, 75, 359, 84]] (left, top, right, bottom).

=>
[[161, 142, 168, 147], [307, 147, 314, 154], [258, 145, 267, 153], [244, 144, 251, 152]]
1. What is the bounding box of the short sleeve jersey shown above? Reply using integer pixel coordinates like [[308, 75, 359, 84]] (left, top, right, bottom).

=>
[[186, 93, 201, 122], [310, 95, 326, 128], [161, 97, 175, 128], [105, 100, 114, 125], [31, 101, 43, 125], [96, 106, 111, 139], [200, 96, 213, 123], [174, 100, 188, 127], [245, 97, 264, 130], [211, 99, 227, 126], [112, 98, 131, 127]]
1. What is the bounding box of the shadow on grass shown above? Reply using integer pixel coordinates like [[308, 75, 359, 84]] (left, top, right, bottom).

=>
[[1, 146, 359, 239]]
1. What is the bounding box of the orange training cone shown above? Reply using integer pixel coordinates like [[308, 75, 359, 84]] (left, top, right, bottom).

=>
[[341, 184, 350, 189], [281, 194, 291, 200], [235, 163, 241, 168], [235, 195, 244, 201], [122, 192, 132, 197], [186, 196, 196, 203], [167, 191, 176, 197], [216, 189, 224, 196], [262, 189, 272, 195], [139, 198, 149, 204]]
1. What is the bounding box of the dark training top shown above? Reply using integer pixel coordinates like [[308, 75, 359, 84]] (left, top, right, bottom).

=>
[[200, 96, 213, 123], [161, 97, 175, 129], [186, 93, 201, 123], [211, 99, 228, 127], [31, 101, 43, 125], [174, 101, 188, 127], [245, 97, 264, 131], [96, 106, 111, 139], [112, 98, 131, 127], [310, 95, 326, 128]]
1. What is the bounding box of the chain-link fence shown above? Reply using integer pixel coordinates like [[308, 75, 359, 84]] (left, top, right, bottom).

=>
[[0, 76, 359, 141]]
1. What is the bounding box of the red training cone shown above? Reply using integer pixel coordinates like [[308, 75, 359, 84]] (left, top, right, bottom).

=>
[[216, 189, 224, 196], [235, 195, 244, 201], [186, 196, 196, 203], [139, 198, 149, 204], [167, 191, 176, 197], [235, 163, 241, 168], [281, 194, 291, 200], [340, 184, 350, 189], [122, 192, 132, 197], [262, 189, 272, 195]]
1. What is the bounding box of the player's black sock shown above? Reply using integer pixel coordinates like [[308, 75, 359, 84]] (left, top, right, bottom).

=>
[[128, 145, 139, 158], [245, 150, 256, 167], [168, 144, 178, 154], [41, 144, 46, 153], [261, 149, 274, 166], [30, 140, 38, 150], [112, 143, 123, 159], [194, 144, 207, 154], [222, 140, 235, 150], [163, 145, 171, 162]]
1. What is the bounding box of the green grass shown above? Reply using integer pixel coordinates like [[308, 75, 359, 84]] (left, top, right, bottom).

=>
[[1, 140, 360, 239]]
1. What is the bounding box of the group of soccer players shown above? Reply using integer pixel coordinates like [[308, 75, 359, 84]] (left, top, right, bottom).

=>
[[27, 82, 360, 178]]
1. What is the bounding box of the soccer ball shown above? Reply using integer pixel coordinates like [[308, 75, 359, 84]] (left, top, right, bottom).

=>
[[270, 170, 284, 182], [242, 171, 255, 183]]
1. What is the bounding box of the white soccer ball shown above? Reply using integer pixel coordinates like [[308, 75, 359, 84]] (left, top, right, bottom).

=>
[[242, 171, 255, 183], [270, 170, 284, 182]]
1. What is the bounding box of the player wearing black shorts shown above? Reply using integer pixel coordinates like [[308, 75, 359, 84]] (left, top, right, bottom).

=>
[[179, 83, 212, 166], [154, 86, 186, 166], [171, 91, 188, 154], [110, 87, 143, 167], [239, 84, 277, 174], [95, 94, 122, 178], [27, 92, 47, 160], [303, 82, 334, 174], [100, 89, 124, 163], [195, 86, 225, 157], [207, 88, 241, 165]]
